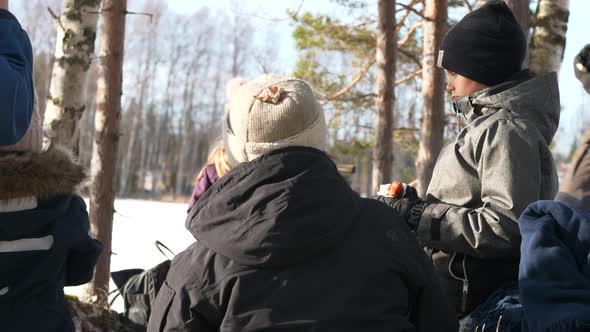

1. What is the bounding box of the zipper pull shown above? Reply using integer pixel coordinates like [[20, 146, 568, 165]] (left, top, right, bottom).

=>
[[461, 279, 469, 313]]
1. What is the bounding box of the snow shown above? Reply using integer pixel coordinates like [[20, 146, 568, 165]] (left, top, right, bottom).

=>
[[65, 199, 195, 313]]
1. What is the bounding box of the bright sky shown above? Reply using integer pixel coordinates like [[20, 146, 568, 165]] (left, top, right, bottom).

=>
[[152, 0, 590, 155]]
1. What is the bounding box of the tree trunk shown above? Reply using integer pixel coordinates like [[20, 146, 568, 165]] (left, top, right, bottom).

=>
[[43, 0, 101, 150], [504, 0, 531, 36], [415, 0, 448, 197], [474, 0, 530, 37], [372, 0, 396, 192], [529, 0, 570, 75], [118, 99, 139, 196], [88, 0, 127, 306], [175, 78, 196, 196]]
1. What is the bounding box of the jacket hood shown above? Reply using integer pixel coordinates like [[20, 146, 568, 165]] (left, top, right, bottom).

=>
[[0, 145, 86, 201], [518, 200, 590, 331], [186, 147, 361, 268], [0, 145, 86, 255], [454, 71, 560, 144]]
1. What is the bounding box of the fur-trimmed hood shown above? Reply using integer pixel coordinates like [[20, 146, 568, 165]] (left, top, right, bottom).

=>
[[0, 145, 86, 200]]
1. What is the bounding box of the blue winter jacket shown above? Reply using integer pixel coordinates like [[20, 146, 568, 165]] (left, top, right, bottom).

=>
[[0, 9, 34, 146], [519, 200, 590, 331], [0, 147, 103, 332]]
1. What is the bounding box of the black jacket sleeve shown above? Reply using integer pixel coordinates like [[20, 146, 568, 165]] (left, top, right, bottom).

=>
[[393, 222, 459, 332], [147, 248, 216, 332]]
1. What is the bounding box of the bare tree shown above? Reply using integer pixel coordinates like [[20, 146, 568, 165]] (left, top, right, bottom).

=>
[[529, 0, 570, 75], [43, 0, 101, 150], [88, 0, 127, 306], [17, 0, 61, 120], [118, 2, 162, 196], [228, 2, 253, 77], [78, 62, 99, 170], [372, 0, 396, 191], [415, 0, 448, 197], [118, 98, 140, 195]]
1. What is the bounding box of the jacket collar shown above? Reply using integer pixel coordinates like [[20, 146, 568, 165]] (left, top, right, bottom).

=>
[[452, 69, 535, 125]]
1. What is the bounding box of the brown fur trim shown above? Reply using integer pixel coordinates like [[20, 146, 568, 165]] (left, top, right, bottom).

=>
[[0, 145, 86, 200]]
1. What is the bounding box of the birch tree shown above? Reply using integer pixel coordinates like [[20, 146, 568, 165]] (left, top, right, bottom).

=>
[[529, 0, 570, 75], [88, 0, 127, 305], [415, 0, 447, 197], [43, 0, 101, 150], [372, 0, 396, 191]]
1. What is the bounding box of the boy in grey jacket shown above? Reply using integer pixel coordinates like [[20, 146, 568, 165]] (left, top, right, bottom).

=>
[[380, 0, 559, 317]]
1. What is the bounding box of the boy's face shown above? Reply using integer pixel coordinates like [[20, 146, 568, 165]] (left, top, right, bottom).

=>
[[444, 70, 488, 100]]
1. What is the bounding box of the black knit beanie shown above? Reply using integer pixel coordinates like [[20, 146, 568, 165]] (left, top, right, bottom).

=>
[[438, 0, 527, 86]]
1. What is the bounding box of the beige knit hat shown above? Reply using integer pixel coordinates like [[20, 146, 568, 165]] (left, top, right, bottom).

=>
[[224, 74, 327, 167], [0, 87, 42, 153]]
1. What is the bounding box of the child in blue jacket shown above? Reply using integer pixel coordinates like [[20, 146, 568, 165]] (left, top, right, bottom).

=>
[[0, 2, 103, 331]]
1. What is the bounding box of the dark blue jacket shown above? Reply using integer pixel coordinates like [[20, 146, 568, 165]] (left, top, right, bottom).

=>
[[0, 148, 103, 332], [0, 9, 34, 146], [519, 200, 590, 331]]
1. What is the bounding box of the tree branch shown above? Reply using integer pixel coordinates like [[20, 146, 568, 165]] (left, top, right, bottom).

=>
[[397, 21, 423, 47], [320, 58, 376, 105], [47, 7, 65, 32], [395, 69, 423, 86], [248, 0, 305, 22], [398, 47, 423, 69], [396, 1, 429, 21], [124, 10, 154, 23], [463, 0, 473, 12], [395, 0, 423, 31]]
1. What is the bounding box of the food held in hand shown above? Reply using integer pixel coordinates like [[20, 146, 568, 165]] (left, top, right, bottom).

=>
[[388, 181, 406, 198]]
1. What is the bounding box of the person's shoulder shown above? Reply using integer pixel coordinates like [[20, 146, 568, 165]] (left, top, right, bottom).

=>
[[0, 9, 21, 26], [41, 194, 86, 212], [357, 197, 418, 243], [167, 241, 250, 293]]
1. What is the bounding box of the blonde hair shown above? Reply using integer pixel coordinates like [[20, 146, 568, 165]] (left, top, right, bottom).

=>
[[196, 144, 231, 182]]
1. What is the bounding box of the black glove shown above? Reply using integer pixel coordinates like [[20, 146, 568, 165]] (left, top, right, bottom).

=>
[[375, 185, 427, 231]]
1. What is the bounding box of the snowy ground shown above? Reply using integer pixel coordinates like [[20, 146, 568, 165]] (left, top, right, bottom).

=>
[[65, 199, 195, 313]]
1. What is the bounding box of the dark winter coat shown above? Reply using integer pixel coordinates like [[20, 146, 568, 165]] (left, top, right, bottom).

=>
[[418, 70, 559, 314], [518, 200, 590, 331], [148, 147, 458, 332], [0, 147, 103, 332], [187, 164, 219, 211], [0, 9, 34, 146]]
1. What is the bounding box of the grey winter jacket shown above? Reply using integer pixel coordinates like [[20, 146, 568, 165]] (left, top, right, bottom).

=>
[[418, 70, 560, 314]]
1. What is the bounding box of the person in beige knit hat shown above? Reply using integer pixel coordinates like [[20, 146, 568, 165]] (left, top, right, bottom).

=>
[[223, 74, 328, 166], [149, 74, 458, 331]]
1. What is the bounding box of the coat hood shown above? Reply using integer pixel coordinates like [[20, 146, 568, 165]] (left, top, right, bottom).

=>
[[0, 145, 86, 201], [454, 71, 560, 145], [186, 147, 361, 268], [518, 200, 590, 331]]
